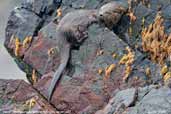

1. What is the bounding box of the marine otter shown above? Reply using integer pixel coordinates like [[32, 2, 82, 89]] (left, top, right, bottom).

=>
[[47, 1, 128, 101], [47, 10, 98, 101]]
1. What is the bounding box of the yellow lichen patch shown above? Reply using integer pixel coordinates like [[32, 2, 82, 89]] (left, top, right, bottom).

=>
[[57, 8, 62, 17], [160, 65, 168, 76], [145, 67, 151, 77], [163, 72, 171, 83], [23, 36, 32, 48], [15, 37, 21, 57], [123, 65, 132, 82], [119, 54, 129, 65], [48, 48, 56, 57], [119, 47, 135, 65], [105, 64, 116, 78], [97, 68, 103, 75], [25, 98, 36, 109], [32, 69, 37, 84], [112, 53, 117, 59], [96, 50, 104, 56], [141, 12, 171, 65], [119, 47, 135, 82]]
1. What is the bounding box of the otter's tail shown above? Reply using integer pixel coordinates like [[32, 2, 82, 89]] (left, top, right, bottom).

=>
[[47, 44, 70, 101]]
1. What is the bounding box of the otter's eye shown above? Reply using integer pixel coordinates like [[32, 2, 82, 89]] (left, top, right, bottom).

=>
[[99, 14, 103, 17]]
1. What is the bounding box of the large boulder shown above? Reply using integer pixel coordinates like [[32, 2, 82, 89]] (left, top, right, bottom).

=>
[[32, 23, 162, 113], [3, 0, 171, 114], [5, 8, 42, 50]]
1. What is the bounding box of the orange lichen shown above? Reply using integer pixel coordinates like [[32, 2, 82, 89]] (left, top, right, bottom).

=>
[[119, 47, 135, 82], [105, 64, 116, 78], [96, 50, 104, 56], [32, 69, 37, 84], [123, 65, 132, 81], [48, 48, 56, 57], [25, 98, 36, 109], [119, 54, 129, 65], [161, 65, 168, 76], [57, 8, 62, 17], [112, 53, 117, 59], [163, 72, 171, 83], [15, 37, 21, 57], [141, 12, 171, 65], [145, 67, 151, 77], [97, 68, 103, 75], [23, 36, 32, 48], [119, 47, 135, 65]]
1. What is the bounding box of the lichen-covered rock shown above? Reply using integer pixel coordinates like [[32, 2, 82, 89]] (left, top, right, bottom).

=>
[[129, 59, 162, 85], [116, 1, 171, 51], [4, 0, 171, 114], [23, 22, 60, 74], [33, 24, 149, 114], [0, 79, 59, 114], [5, 8, 42, 49]]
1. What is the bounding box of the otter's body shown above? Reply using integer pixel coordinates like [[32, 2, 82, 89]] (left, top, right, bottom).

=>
[[47, 10, 98, 101], [47, 1, 128, 101]]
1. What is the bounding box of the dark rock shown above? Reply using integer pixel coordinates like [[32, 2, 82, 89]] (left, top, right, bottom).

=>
[[149, 0, 170, 11], [5, 7, 42, 50], [61, 0, 115, 17], [21, 0, 62, 16]]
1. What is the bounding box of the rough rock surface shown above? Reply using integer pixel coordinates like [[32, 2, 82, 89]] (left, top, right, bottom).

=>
[[5, 8, 42, 49], [0, 79, 59, 114], [3, 0, 171, 114], [21, 0, 61, 15], [95, 88, 137, 114], [127, 86, 171, 114]]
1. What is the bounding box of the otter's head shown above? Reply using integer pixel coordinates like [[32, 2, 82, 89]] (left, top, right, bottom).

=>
[[98, 1, 128, 29]]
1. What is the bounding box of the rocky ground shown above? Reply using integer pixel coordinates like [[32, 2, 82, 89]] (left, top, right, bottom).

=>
[[1, 0, 171, 114]]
